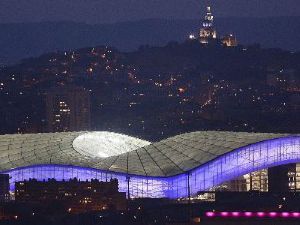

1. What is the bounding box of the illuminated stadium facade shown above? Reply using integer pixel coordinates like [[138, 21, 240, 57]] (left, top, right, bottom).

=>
[[0, 131, 300, 198]]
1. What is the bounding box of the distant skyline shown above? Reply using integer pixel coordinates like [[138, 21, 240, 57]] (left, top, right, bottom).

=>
[[1, 0, 300, 24]]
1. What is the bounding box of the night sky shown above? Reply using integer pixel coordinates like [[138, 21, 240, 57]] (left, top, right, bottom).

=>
[[0, 0, 299, 24]]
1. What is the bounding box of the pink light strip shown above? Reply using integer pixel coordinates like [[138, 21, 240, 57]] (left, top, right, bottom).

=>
[[205, 211, 300, 219]]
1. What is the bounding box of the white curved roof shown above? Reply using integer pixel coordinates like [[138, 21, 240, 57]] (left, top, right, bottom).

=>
[[72, 131, 150, 158], [0, 131, 295, 177]]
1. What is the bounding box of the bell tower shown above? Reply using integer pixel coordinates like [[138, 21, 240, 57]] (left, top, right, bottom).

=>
[[199, 6, 217, 44]]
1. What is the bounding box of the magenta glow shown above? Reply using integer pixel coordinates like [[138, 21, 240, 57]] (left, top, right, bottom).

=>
[[257, 212, 266, 217], [292, 212, 300, 218], [281, 212, 290, 217], [220, 212, 229, 217], [232, 212, 240, 217], [244, 212, 253, 217], [206, 212, 215, 217], [269, 212, 278, 217]]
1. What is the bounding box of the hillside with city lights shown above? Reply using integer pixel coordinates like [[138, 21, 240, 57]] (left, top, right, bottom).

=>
[[0, 37, 299, 140], [0, 5, 300, 225]]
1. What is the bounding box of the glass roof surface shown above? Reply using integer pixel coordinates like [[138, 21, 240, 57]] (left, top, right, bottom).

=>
[[72, 131, 151, 158], [0, 131, 295, 177]]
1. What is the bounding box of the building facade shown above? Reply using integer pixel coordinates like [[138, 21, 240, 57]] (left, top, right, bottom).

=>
[[45, 85, 91, 132], [15, 178, 126, 212]]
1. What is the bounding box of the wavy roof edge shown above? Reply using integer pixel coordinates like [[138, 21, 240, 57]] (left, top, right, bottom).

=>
[[0, 131, 298, 177]]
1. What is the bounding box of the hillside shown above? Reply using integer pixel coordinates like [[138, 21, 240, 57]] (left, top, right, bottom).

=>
[[0, 17, 300, 65], [0, 41, 299, 139]]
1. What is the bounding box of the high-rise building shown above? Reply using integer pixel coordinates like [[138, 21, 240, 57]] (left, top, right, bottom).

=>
[[45, 85, 91, 132], [199, 6, 217, 44]]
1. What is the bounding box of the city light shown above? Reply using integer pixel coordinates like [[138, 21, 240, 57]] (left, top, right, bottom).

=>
[[189, 34, 196, 40], [0, 1, 299, 224]]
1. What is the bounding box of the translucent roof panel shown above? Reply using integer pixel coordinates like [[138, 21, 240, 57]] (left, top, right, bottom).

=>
[[0, 131, 297, 177], [72, 131, 151, 158]]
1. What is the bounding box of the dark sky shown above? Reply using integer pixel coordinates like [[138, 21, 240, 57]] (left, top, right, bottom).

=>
[[0, 0, 299, 24]]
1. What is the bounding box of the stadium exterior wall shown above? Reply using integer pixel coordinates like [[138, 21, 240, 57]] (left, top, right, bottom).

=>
[[3, 136, 300, 199]]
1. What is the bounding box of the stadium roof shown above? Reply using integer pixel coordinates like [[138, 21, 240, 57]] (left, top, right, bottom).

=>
[[0, 131, 295, 177]]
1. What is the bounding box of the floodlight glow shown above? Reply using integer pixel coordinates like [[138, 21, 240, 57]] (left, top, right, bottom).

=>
[[72, 131, 150, 158]]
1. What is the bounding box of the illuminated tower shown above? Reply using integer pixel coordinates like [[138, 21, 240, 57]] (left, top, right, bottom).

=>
[[199, 6, 217, 44]]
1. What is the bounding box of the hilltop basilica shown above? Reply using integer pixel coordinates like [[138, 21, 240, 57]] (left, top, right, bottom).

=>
[[190, 6, 238, 47]]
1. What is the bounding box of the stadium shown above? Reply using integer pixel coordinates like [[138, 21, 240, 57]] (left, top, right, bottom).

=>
[[0, 131, 299, 198]]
